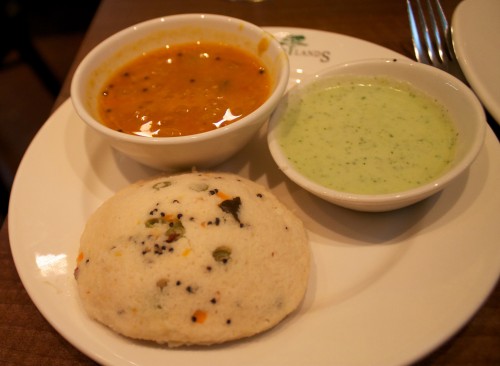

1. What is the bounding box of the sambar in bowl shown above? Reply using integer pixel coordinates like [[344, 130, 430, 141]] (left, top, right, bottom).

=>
[[71, 13, 289, 171]]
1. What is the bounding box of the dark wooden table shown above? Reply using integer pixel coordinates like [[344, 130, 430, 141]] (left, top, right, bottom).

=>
[[1, 0, 498, 365]]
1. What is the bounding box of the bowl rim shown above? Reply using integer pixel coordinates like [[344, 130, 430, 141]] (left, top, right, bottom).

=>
[[70, 13, 290, 146], [267, 57, 486, 207]]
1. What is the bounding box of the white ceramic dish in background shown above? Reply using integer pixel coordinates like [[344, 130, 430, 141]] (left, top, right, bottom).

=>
[[9, 28, 500, 366], [71, 14, 289, 171], [268, 58, 486, 212], [452, 0, 500, 124]]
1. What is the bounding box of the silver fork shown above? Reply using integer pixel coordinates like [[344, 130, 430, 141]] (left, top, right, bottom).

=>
[[406, 0, 468, 83]]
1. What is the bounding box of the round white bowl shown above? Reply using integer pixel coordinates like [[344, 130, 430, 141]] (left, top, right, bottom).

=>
[[267, 58, 486, 212], [71, 14, 289, 171]]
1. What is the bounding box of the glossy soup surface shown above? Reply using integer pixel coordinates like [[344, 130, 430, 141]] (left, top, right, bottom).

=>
[[277, 75, 458, 195], [97, 42, 271, 137]]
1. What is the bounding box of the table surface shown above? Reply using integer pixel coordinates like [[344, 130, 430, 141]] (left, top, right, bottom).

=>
[[1, 0, 499, 365]]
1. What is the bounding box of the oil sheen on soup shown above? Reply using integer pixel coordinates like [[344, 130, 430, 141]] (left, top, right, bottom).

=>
[[98, 42, 271, 137], [277, 75, 458, 195]]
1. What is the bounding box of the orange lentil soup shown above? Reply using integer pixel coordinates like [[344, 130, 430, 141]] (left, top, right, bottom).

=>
[[97, 42, 271, 137]]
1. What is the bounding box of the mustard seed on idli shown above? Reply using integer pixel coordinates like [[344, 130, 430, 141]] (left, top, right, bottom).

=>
[[74, 172, 310, 347]]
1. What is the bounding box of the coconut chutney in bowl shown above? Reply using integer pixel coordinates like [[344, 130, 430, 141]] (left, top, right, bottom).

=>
[[267, 58, 486, 212]]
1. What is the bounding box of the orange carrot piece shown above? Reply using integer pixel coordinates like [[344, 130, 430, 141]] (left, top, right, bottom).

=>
[[193, 310, 207, 324]]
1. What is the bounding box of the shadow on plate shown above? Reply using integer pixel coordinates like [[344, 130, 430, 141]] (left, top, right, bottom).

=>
[[80, 119, 472, 246]]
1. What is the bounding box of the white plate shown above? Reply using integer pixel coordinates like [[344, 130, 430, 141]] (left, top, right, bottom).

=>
[[452, 0, 500, 124], [9, 27, 500, 366]]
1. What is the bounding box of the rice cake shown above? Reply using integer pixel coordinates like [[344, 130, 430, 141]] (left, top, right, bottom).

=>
[[74, 172, 310, 346]]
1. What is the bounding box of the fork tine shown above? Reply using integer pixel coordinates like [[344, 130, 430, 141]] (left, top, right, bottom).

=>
[[407, 0, 428, 64], [424, 0, 446, 62], [433, 0, 456, 60]]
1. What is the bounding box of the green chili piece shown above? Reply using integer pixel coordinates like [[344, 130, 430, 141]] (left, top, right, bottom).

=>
[[166, 221, 185, 243], [213, 246, 231, 264], [189, 182, 209, 192], [145, 218, 162, 227], [152, 181, 171, 191]]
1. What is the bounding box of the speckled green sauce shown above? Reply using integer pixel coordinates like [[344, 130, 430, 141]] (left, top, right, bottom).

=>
[[277, 75, 458, 194]]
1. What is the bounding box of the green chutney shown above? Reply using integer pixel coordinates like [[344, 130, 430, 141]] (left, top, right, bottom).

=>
[[277, 75, 458, 194]]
